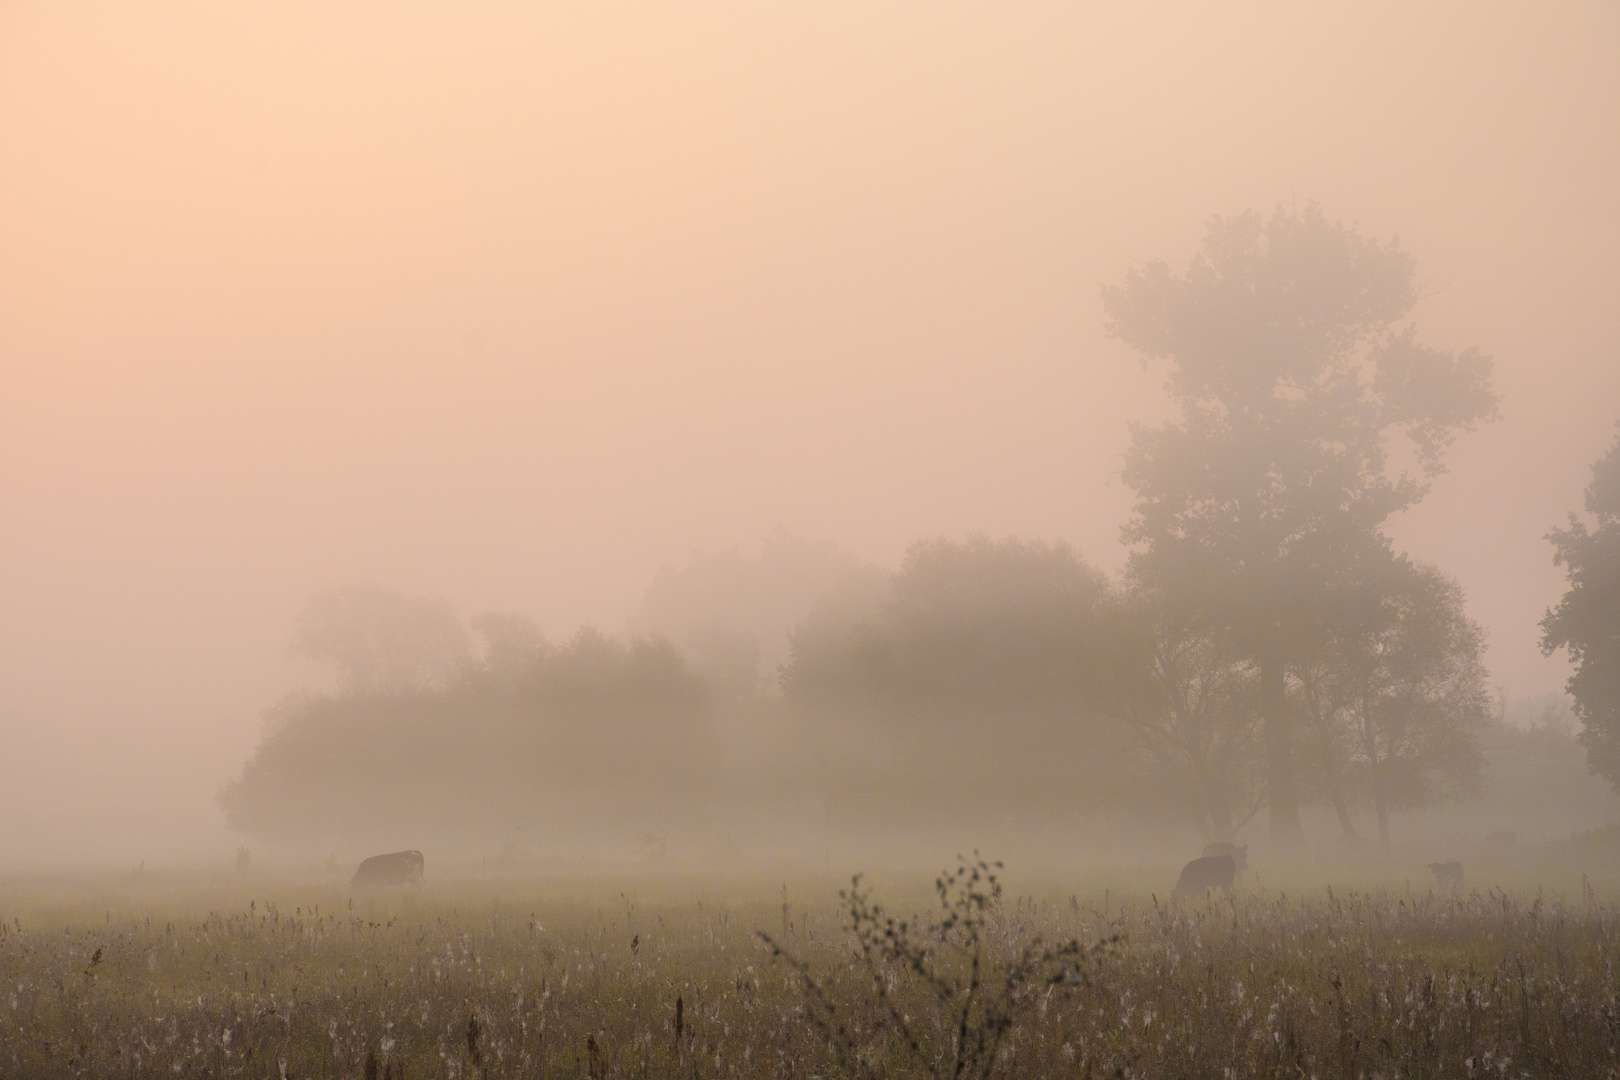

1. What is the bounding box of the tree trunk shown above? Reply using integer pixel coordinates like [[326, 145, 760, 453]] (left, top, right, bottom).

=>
[[1324, 770, 1360, 844], [1260, 650, 1304, 844], [1361, 679, 1390, 850], [1302, 682, 1358, 843], [1373, 768, 1391, 850]]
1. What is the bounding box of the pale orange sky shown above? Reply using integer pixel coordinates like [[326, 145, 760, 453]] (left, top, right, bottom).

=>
[[1, 2, 1617, 865]]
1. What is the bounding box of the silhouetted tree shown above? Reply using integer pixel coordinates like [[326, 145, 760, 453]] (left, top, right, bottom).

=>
[[223, 627, 714, 842], [470, 611, 546, 674], [289, 584, 471, 694], [638, 531, 885, 697], [785, 536, 1113, 716], [1102, 582, 1264, 843], [1103, 203, 1497, 842], [1317, 559, 1489, 848], [1294, 639, 1369, 845], [781, 536, 1133, 822], [879, 536, 1114, 718], [1542, 427, 1620, 788]]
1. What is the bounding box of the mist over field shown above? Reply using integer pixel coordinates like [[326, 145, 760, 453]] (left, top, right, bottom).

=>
[[2, 2, 1619, 883]]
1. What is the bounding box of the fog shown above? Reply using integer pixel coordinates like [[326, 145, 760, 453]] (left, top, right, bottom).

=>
[[1, 2, 1617, 872]]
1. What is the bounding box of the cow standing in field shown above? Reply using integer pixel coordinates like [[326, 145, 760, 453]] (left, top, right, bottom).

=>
[[1173, 854, 1236, 900], [350, 850, 425, 888], [1428, 861, 1464, 892], [1201, 842, 1248, 871]]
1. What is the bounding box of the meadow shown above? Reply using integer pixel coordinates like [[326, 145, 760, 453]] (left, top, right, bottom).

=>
[[3, 855, 1619, 1079]]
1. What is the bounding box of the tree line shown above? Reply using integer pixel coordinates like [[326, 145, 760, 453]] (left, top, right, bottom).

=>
[[222, 203, 1620, 852], [222, 616, 717, 843]]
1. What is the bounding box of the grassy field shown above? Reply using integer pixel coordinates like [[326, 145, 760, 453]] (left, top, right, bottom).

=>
[[3, 857, 1619, 1079]]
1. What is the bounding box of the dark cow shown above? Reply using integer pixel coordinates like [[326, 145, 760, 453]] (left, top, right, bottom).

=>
[[1173, 854, 1236, 899], [1201, 841, 1249, 871], [1428, 861, 1464, 892], [350, 850, 425, 888]]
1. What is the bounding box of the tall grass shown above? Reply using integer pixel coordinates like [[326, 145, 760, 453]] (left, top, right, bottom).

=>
[[2, 870, 1617, 1077]]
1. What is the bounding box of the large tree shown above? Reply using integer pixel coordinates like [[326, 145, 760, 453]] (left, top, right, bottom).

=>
[[1542, 427, 1620, 788], [1104, 203, 1497, 842]]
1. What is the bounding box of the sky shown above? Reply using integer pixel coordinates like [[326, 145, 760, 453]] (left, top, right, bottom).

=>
[[1, 2, 1617, 867]]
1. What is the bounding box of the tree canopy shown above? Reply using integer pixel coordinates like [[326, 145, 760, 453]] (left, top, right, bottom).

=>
[[288, 584, 471, 694], [781, 536, 1138, 824], [784, 535, 1114, 721], [1542, 427, 1620, 788], [224, 626, 713, 844]]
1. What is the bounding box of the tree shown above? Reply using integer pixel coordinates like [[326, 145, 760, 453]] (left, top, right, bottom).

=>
[[781, 536, 1133, 824], [638, 530, 885, 698], [878, 535, 1115, 718], [1294, 633, 1370, 845], [784, 536, 1114, 720], [1103, 582, 1264, 843], [470, 611, 547, 674], [1328, 559, 1488, 848], [288, 584, 471, 695], [224, 627, 715, 843], [1542, 426, 1620, 788], [1103, 203, 1497, 842]]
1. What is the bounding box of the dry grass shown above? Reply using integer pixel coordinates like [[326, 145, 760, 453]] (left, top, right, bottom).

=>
[[2, 864, 1618, 1078]]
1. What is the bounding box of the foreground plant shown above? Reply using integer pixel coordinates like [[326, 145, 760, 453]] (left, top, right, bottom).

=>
[[761, 854, 1115, 1080]]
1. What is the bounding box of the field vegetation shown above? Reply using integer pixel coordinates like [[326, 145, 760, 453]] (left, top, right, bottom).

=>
[[5, 860, 1620, 1079]]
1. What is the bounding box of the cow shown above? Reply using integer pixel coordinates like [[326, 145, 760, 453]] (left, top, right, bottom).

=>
[[1173, 854, 1236, 900], [1428, 861, 1464, 892], [1201, 841, 1249, 871], [350, 850, 425, 888]]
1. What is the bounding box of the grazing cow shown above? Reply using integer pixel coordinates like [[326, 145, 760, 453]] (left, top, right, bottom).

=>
[[1173, 854, 1236, 899], [350, 850, 425, 888], [1428, 861, 1464, 892], [1201, 841, 1249, 871]]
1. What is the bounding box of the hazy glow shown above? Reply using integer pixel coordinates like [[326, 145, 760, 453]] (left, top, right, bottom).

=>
[[1, 2, 1616, 866]]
